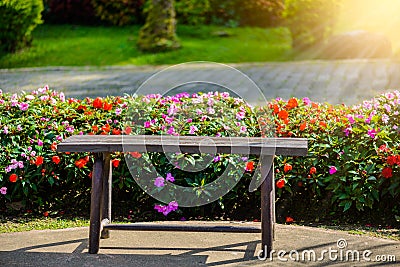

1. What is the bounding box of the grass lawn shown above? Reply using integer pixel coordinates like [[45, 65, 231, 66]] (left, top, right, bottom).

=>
[[0, 24, 292, 69]]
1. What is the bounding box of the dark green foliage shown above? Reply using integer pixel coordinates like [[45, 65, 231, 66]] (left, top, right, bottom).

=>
[[175, 0, 210, 25], [91, 0, 144, 26], [0, 0, 43, 53], [283, 0, 342, 50], [137, 0, 180, 52]]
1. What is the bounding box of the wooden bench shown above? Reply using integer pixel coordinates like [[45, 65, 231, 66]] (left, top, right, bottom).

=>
[[57, 135, 307, 255]]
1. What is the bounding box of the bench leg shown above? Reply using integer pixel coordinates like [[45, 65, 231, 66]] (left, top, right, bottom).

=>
[[260, 157, 274, 258], [101, 152, 112, 239], [89, 153, 104, 254]]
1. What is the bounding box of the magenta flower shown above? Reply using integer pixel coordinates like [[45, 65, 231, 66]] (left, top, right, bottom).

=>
[[168, 201, 179, 212], [167, 104, 178, 116], [382, 114, 389, 124], [144, 121, 151, 128], [367, 129, 377, 138], [166, 173, 175, 183], [236, 111, 245, 120], [66, 126, 74, 133], [343, 127, 352, 137], [240, 126, 247, 133], [189, 125, 198, 134], [3, 126, 8, 134], [0, 187, 7, 195], [165, 116, 174, 124], [115, 108, 122, 115], [329, 166, 337, 175], [346, 115, 355, 124], [37, 139, 43, 146], [167, 126, 176, 135], [154, 177, 165, 187], [187, 118, 193, 123], [213, 156, 221, 162]]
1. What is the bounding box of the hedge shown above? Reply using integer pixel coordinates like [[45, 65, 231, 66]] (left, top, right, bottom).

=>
[[0, 87, 399, 221]]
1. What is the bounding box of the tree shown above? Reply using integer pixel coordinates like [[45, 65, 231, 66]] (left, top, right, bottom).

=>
[[137, 0, 180, 52]]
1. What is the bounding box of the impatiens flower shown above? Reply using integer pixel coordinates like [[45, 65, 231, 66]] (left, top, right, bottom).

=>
[[382, 167, 392, 178], [278, 110, 288, 120], [286, 98, 298, 109], [276, 179, 285, 189], [302, 97, 311, 105], [300, 122, 306, 131], [240, 126, 247, 133], [101, 124, 110, 133], [213, 156, 221, 162], [0, 187, 7, 195], [115, 108, 122, 115], [285, 216, 294, 223], [35, 156, 44, 166], [346, 115, 355, 124], [144, 121, 152, 128], [129, 151, 142, 158], [329, 166, 337, 175], [367, 129, 377, 138], [3, 126, 8, 134], [37, 139, 43, 146], [52, 156, 61, 164], [154, 177, 165, 187], [189, 125, 198, 135], [167, 104, 178, 116], [93, 97, 103, 109], [17, 125, 22, 131], [19, 102, 29, 111], [167, 126, 176, 135], [382, 114, 389, 124], [284, 163, 292, 173], [103, 102, 112, 111], [246, 161, 254, 172], [309, 167, 317, 175], [187, 118, 192, 123], [166, 173, 175, 182], [236, 111, 245, 120], [344, 127, 352, 137], [9, 174, 18, 183], [112, 159, 120, 168], [75, 158, 88, 169], [168, 201, 178, 211], [66, 126, 75, 133]]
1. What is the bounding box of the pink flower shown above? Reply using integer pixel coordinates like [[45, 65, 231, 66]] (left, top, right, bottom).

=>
[[240, 126, 247, 133], [37, 139, 43, 146], [167, 104, 178, 116], [3, 126, 8, 134], [165, 116, 174, 124], [329, 166, 337, 175], [144, 121, 151, 128], [0, 187, 7, 195], [346, 115, 355, 124], [17, 125, 22, 131], [168, 201, 178, 211], [154, 177, 165, 187], [167, 126, 176, 135], [367, 129, 377, 138], [189, 125, 198, 134], [66, 126, 74, 133], [115, 108, 122, 115], [19, 102, 29, 111], [236, 111, 245, 120], [166, 173, 175, 182], [344, 127, 352, 137], [186, 118, 192, 123], [302, 97, 312, 105]]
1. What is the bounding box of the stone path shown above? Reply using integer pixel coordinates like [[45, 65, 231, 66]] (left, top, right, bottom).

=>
[[1, 59, 400, 105]]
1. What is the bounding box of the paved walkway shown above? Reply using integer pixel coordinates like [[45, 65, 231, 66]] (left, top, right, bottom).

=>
[[0, 222, 399, 266], [1, 59, 400, 105]]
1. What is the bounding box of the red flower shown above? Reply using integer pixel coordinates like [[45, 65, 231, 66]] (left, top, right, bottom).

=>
[[286, 98, 298, 110], [43, 211, 49, 217], [75, 158, 88, 169], [278, 110, 288, 120], [112, 128, 121, 135], [77, 105, 87, 111], [9, 173, 18, 183], [284, 163, 292, 173], [246, 161, 254, 172], [112, 159, 120, 168], [92, 125, 99, 132], [124, 126, 132, 135], [103, 102, 113, 111], [285, 216, 294, 223], [300, 122, 306, 131], [52, 156, 61, 165], [387, 156, 398, 166], [378, 144, 390, 153], [276, 179, 285, 189], [51, 142, 57, 151], [35, 156, 44, 166], [309, 167, 317, 175], [88, 171, 93, 179], [319, 121, 327, 128], [93, 97, 103, 109], [101, 124, 110, 133], [271, 104, 279, 114], [129, 152, 142, 158], [382, 167, 392, 179]]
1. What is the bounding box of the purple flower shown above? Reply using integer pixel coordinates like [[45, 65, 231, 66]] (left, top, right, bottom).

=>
[[213, 156, 221, 162], [189, 125, 198, 134], [66, 126, 74, 133], [115, 108, 122, 115], [0, 187, 7, 195], [167, 126, 176, 135], [154, 177, 165, 187], [367, 129, 377, 138], [241, 157, 248, 162], [166, 173, 175, 183], [18, 161, 24, 169], [165, 116, 174, 124], [27, 146, 32, 152], [346, 115, 355, 124], [168, 201, 179, 212], [19, 102, 29, 111], [3, 126, 8, 134], [167, 104, 178, 116], [196, 109, 203, 115], [5, 166, 11, 173], [56, 136, 63, 141], [37, 139, 43, 146], [344, 127, 352, 137], [329, 166, 337, 175]]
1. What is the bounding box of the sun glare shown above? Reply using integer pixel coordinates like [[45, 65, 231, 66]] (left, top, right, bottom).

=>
[[337, 0, 400, 50]]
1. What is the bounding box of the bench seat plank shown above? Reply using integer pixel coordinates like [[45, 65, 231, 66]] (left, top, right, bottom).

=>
[[57, 135, 308, 156]]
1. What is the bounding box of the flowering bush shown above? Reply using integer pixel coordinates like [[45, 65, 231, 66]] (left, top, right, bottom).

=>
[[0, 86, 399, 221]]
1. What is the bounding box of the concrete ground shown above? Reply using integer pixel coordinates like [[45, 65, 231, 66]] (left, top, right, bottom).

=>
[[0, 221, 399, 267]]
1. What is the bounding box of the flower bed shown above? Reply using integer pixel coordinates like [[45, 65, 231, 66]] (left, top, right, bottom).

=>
[[0, 87, 399, 222]]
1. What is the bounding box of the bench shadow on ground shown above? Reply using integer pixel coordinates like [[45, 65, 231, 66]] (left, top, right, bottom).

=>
[[1, 237, 397, 266]]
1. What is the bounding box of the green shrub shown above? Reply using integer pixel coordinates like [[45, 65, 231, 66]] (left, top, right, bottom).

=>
[[175, 0, 211, 26], [43, 0, 98, 25], [0, 0, 43, 53], [283, 0, 342, 50], [0, 87, 399, 222], [91, 0, 144, 26]]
